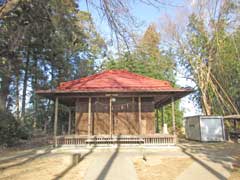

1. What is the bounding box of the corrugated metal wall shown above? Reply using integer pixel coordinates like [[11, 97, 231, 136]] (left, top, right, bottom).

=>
[[185, 116, 201, 141], [200, 116, 225, 141], [185, 116, 225, 141]]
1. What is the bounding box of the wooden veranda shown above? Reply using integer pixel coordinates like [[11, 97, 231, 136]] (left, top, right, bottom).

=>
[[36, 70, 193, 147]]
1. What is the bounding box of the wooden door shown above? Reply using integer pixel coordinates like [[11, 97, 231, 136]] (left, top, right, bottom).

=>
[[112, 97, 138, 135], [92, 98, 110, 135]]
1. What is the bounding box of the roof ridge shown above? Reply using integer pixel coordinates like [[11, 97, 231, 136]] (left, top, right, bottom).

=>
[[57, 70, 106, 89], [58, 69, 125, 88], [100, 69, 171, 83], [119, 70, 172, 86], [57, 69, 173, 90]]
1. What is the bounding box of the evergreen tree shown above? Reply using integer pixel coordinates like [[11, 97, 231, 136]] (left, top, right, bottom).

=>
[[0, 0, 106, 144], [104, 24, 183, 131]]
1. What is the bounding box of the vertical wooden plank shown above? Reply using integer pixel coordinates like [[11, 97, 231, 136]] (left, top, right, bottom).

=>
[[68, 109, 71, 135], [109, 97, 112, 136], [92, 103, 94, 136], [54, 96, 59, 147], [161, 107, 164, 131], [171, 97, 176, 136], [88, 97, 91, 138], [75, 99, 79, 134], [138, 96, 142, 135], [156, 108, 159, 133], [132, 97, 137, 134]]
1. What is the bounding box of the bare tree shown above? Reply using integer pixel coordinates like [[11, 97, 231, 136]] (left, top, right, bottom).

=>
[[1, 0, 183, 48], [159, 0, 240, 115]]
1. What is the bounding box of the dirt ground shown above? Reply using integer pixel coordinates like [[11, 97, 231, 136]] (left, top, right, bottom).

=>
[[134, 156, 193, 180], [134, 141, 240, 180], [178, 140, 240, 180], [0, 149, 92, 180], [228, 155, 240, 180], [0, 141, 239, 180], [229, 169, 240, 180]]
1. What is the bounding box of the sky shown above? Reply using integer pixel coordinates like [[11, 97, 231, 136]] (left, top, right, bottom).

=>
[[129, 2, 200, 117], [78, 0, 200, 116]]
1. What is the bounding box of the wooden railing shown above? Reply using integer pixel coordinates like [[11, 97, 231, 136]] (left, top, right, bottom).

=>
[[143, 134, 176, 145], [54, 134, 176, 146], [55, 135, 88, 145], [85, 135, 144, 144]]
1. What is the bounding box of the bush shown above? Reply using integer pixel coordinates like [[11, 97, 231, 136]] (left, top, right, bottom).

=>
[[0, 110, 18, 147], [18, 115, 33, 139], [0, 110, 33, 147]]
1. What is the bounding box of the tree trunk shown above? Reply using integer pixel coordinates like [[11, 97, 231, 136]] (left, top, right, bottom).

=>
[[16, 73, 20, 120], [44, 100, 52, 134], [0, 76, 11, 111], [21, 50, 30, 117], [33, 58, 38, 128], [201, 91, 212, 115]]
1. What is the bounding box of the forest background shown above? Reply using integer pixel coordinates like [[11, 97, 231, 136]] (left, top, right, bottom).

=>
[[0, 0, 239, 146]]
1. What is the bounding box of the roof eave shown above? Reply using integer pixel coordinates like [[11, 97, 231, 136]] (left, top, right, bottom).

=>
[[36, 88, 194, 94]]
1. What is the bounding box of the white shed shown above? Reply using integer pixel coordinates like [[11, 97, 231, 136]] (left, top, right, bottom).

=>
[[184, 115, 225, 142]]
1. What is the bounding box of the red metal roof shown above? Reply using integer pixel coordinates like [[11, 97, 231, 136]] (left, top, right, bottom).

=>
[[55, 70, 185, 92]]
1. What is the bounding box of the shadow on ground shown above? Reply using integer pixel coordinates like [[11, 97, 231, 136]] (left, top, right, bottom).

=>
[[54, 136, 122, 180], [53, 145, 96, 179], [95, 144, 120, 180], [0, 147, 53, 171], [178, 139, 240, 180]]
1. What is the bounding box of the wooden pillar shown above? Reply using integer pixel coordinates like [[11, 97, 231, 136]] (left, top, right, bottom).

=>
[[156, 108, 159, 133], [68, 109, 71, 135], [88, 97, 91, 138], [109, 97, 112, 136], [54, 97, 59, 147], [132, 97, 135, 112], [171, 97, 176, 136], [75, 99, 79, 134], [161, 107, 164, 131], [138, 97, 142, 135]]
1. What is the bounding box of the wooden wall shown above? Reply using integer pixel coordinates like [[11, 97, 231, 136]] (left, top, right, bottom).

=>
[[92, 98, 110, 135], [75, 97, 155, 135], [112, 97, 139, 135], [141, 97, 155, 134], [75, 98, 88, 135]]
